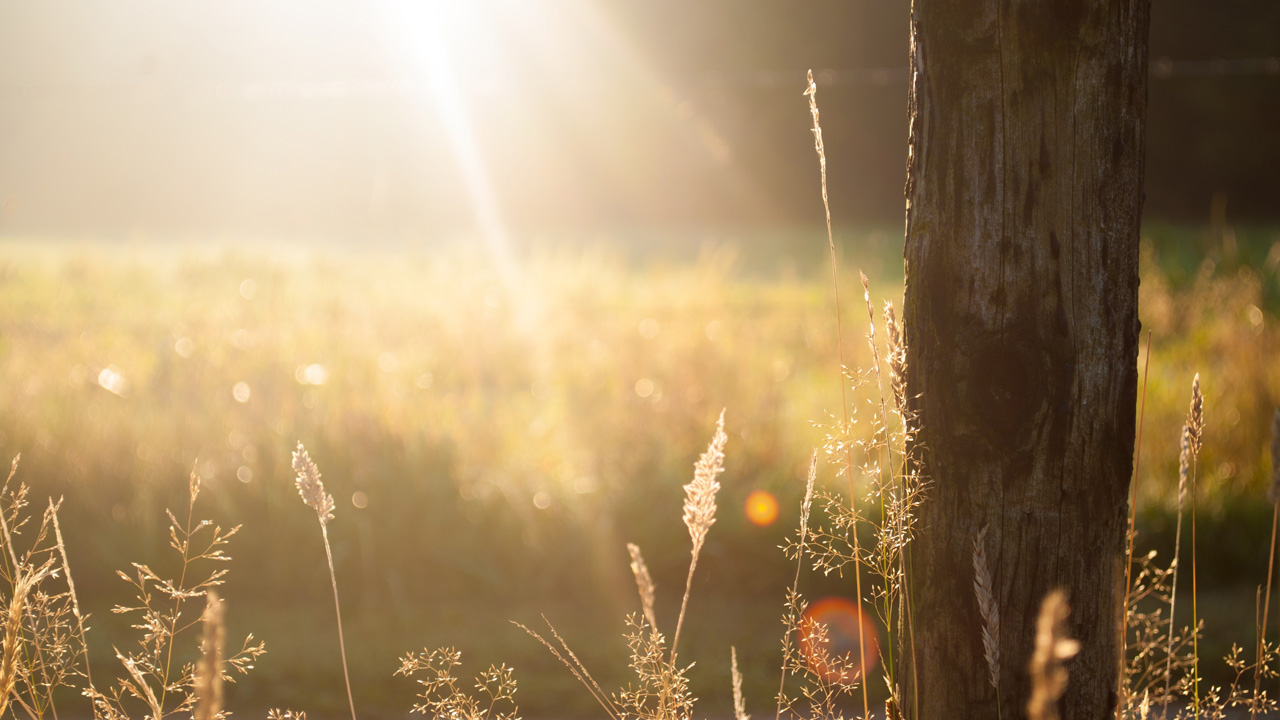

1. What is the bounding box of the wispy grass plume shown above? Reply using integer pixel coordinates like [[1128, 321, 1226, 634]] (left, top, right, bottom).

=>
[[671, 410, 727, 662], [292, 443, 356, 720], [731, 647, 749, 720]]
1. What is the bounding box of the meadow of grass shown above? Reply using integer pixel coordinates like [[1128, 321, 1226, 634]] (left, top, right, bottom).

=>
[[0, 223, 1278, 717]]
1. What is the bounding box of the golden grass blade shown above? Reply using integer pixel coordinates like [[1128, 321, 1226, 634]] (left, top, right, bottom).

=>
[[1122, 330, 1152, 715]]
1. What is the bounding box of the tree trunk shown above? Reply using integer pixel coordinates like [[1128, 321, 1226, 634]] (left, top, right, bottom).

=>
[[901, 2, 1150, 719]]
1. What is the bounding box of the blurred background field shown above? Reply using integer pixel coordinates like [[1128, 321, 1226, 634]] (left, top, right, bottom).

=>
[[3, 223, 1280, 716], [2, 0, 1279, 716]]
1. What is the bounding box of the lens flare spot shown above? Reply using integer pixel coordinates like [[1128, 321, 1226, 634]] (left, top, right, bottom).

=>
[[799, 597, 880, 685], [744, 490, 779, 527]]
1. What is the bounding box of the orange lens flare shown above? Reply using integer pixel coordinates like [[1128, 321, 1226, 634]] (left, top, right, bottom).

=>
[[744, 490, 779, 527], [798, 597, 880, 685]]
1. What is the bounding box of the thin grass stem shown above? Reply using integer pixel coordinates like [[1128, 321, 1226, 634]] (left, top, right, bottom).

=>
[[1121, 330, 1152, 716], [321, 523, 358, 720], [1251, 501, 1278, 720], [805, 68, 871, 720]]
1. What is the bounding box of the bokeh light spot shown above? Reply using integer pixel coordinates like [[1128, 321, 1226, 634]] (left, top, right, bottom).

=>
[[296, 364, 329, 386], [745, 490, 779, 527], [798, 597, 880, 685], [232, 381, 251, 403], [351, 491, 368, 509]]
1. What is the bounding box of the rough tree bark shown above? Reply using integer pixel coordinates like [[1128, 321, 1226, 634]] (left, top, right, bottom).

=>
[[901, 2, 1150, 719]]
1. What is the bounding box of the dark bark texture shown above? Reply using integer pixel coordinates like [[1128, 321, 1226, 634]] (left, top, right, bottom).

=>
[[901, 1, 1150, 719]]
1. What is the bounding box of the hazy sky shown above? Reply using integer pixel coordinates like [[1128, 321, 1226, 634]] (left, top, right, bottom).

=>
[[1, 1, 1276, 239]]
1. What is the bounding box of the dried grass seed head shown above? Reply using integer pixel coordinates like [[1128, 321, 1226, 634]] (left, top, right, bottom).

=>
[[683, 411, 727, 554], [971, 526, 1000, 690], [626, 543, 658, 632], [1186, 373, 1204, 454], [292, 443, 335, 525], [730, 646, 749, 720]]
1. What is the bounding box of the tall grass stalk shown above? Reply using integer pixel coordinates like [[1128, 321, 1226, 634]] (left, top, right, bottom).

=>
[[804, 68, 871, 720], [671, 410, 727, 663], [1163, 426, 1190, 719], [291, 443, 357, 720], [1186, 375, 1204, 719]]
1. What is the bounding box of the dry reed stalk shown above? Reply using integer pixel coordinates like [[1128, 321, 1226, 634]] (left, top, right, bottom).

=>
[[1163, 423, 1191, 719], [1122, 330, 1152, 715], [671, 410, 727, 663], [804, 67, 871, 720], [731, 646, 749, 720], [626, 544, 658, 633], [1252, 407, 1280, 720], [194, 591, 224, 720], [775, 453, 816, 720], [292, 443, 356, 720], [1027, 590, 1080, 720], [972, 527, 1000, 695], [1186, 375, 1204, 719]]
